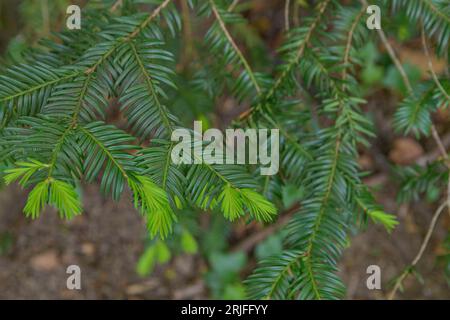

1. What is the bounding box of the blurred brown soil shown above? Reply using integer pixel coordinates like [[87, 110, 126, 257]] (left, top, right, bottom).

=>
[[0, 184, 206, 299], [0, 174, 449, 299]]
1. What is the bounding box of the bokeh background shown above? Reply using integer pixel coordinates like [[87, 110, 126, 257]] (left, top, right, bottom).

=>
[[0, 0, 449, 299]]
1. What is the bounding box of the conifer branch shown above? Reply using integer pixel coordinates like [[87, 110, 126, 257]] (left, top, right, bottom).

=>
[[266, 0, 330, 100], [209, 0, 261, 94], [128, 41, 174, 132]]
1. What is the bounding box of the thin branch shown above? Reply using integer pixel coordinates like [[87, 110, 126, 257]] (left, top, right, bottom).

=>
[[416, 132, 450, 166], [231, 205, 297, 253], [41, 0, 50, 36], [366, 3, 449, 159], [376, 26, 413, 94], [240, 0, 330, 120], [412, 204, 446, 266], [110, 0, 123, 12], [266, 0, 330, 100], [127, 0, 173, 39], [421, 24, 450, 103], [431, 125, 449, 163], [180, 0, 195, 61], [228, 0, 241, 12], [285, 0, 291, 32], [85, 0, 173, 75], [341, 5, 366, 90], [388, 201, 447, 299], [293, 0, 300, 27], [209, 0, 261, 94], [420, 27, 450, 227]]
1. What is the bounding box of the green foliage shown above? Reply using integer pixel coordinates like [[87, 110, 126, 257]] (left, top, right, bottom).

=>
[[180, 229, 199, 254], [219, 186, 276, 222], [4, 160, 81, 219], [390, 0, 450, 138], [255, 233, 283, 260], [366, 210, 399, 233], [245, 250, 305, 300], [25, 179, 81, 219], [0, 0, 448, 300], [136, 225, 199, 277], [4, 159, 48, 186], [206, 251, 248, 299], [136, 239, 172, 276], [396, 162, 448, 203], [393, 82, 436, 137], [128, 174, 177, 239], [246, 2, 383, 300], [392, 0, 450, 56], [0, 0, 279, 240]]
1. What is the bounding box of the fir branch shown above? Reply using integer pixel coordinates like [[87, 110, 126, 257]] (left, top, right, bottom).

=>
[[0, 71, 80, 103], [209, 0, 261, 95], [88, 0, 174, 74], [79, 125, 129, 179], [266, 0, 330, 100], [244, 0, 331, 119], [1, 0, 174, 104], [128, 41, 174, 133], [341, 6, 366, 91]]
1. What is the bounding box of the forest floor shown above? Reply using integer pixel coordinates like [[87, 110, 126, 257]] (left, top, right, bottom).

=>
[[0, 175, 448, 299]]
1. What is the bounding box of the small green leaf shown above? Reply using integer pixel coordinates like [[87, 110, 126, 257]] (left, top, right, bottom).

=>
[[255, 234, 283, 260], [24, 181, 49, 219], [23, 179, 81, 220], [181, 229, 198, 254], [128, 175, 177, 239], [367, 210, 399, 233], [241, 189, 277, 222], [4, 159, 48, 187], [48, 180, 82, 219], [223, 283, 247, 300], [282, 184, 302, 208], [136, 246, 157, 277], [219, 184, 244, 221], [155, 240, 171, 264], [136, 240, 171, 277]]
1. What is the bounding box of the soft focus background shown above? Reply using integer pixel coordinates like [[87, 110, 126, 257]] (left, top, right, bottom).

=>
[[0, 0, 449, 299]]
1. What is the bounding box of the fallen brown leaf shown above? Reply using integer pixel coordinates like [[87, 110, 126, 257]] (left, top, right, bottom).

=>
[[30, 250, 60, 272]]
